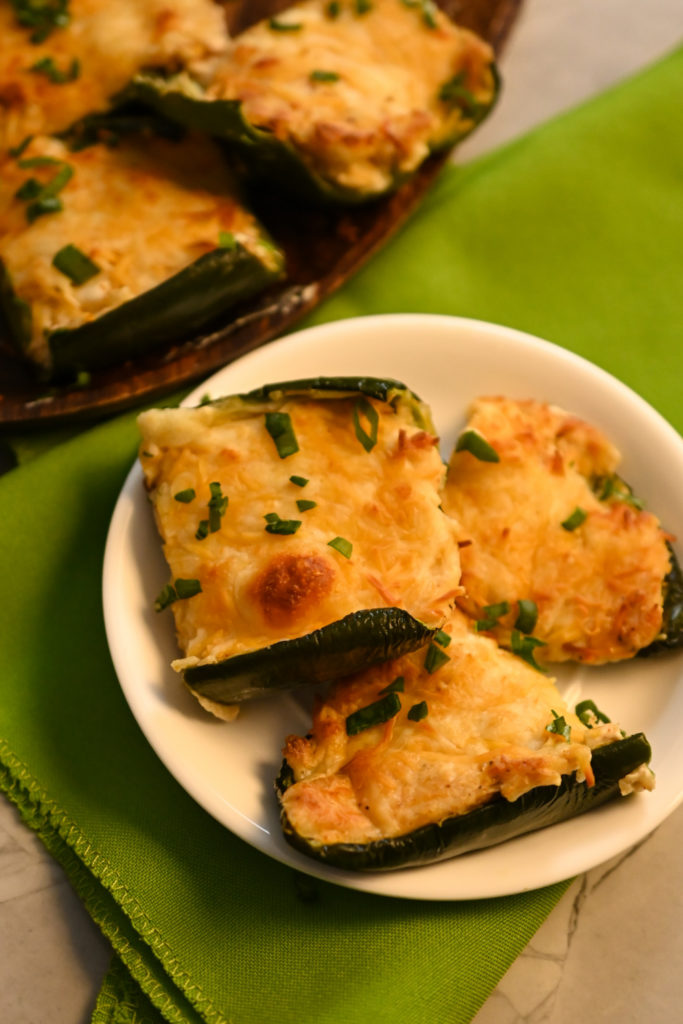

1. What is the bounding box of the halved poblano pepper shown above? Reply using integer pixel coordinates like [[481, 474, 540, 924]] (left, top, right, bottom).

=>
[[126, 0, 500, 204], [138, 376, 462, 717], [275, 614, 655, 870], [276, 732, 652, 871], [0, 128, 284, 377]]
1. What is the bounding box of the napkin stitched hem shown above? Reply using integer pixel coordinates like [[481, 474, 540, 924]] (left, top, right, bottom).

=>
[[0, 741, 225, 1024]]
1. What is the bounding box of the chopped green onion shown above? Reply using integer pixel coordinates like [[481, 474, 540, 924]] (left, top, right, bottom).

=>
[[455, 428, 500, 463], [310, 70, 340, 82], [52, 243, 100, 285], [175, 578, 203, 600], [208, 481, 228, 532], [514, 599, 538, 634], [561, 506, 587, 531], [328, 536, 352, 558], [195, 520, 209, 540], [269, 17, 302, 30], [575, 699, 611, 727], [296, 499, 317, 512], [352, 395, 379, 452], [154, 577, 202, 611], [218, 229, 236, 249], [346, 692, 400, 735], [174, 488, 195, 503], [27, 195, 62, 222], [15, 178, 42, 200], [424, 642, 450, 674], [325, 0, 341, 15], [379, 676, 405, 695], [475, 600, 509, 631], [439, 71, 479, 116], [421, 0, 438, 28], [407, 700, 429, 722], [17, 155, 61, 168], [13, 0, 70, 43], [593, 474, 645, 510], [265, 513, 301, 535], [29, 55, 80, 83], [434, 628, 451, 648], [289, 475, 308, 487], [510, 629, 547, 670], [9, 135, 34, 159], [355, 0, 372, 13], [546, 710, 571, 741], [265, 411, 299, 458]]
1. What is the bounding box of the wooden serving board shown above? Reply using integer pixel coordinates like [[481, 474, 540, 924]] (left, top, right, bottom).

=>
[[0, 0, 523, 426]]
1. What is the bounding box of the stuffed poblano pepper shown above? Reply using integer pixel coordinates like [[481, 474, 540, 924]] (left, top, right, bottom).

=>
[[0, 0, 229, 152], [0, 129, 284, 377], [276, 610, 654, 870], [442, 396, 682, 664], [138, 376, 463, 720], [127, 0, 500, 204]]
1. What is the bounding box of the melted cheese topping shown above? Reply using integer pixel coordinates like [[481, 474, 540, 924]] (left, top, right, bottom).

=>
[[0, 0, 229, 151], [443, 397, 672, 664], [203, 0, 496, 194], [0, 133, 278, 366], [281, 611, 616, 846], [138, 392, 462, 681]]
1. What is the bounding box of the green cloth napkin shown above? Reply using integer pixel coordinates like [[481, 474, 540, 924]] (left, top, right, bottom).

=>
[[2, 45, 683, 1024]]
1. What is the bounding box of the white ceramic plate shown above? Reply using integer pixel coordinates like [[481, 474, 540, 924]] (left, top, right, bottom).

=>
[[103, 314, 683, 900]]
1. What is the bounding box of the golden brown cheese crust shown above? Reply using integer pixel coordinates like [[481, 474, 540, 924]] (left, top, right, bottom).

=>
[[442, 397, 673, 664], [0, 132, 277, 366], [281, 611, 612, 847], [204, 0, 496, 194], [138, 392, 462, 675], [0, 0, 229, 152]]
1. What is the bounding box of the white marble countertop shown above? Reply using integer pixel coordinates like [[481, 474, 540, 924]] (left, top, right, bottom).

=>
[[2, 2, 682, 1021]]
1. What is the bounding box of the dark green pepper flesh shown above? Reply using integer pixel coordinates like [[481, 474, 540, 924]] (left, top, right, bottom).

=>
[[276, 732, 652, 871], [184, 607, 436, 704]]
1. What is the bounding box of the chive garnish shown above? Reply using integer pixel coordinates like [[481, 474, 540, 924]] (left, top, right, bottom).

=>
[[310, 70, 340, 82], [175, 578, 203, 599], [195, 520, 209, 540], [8, 135, 34, 159], [434, 629, 451, 648], [510, 629, 546, 670], [379, 675, 405, 695], [13, 0, 70, 43], [269, 17, 303, 30], [15, 178, 42, 200], [218, 229, 237, 249], [154, 577, 202, 611], [325, 1, 341, 16], [289, 475, 308, 487], [345, 692, 401, 735], [593, 474, 645, 510], [421, 0, 438, 28], [455, 428, 500, 463], [174, 488, 195, 503], [546, 710, 571, 741], [561, 506, 587, 531], [208, 481, 228, 532], [514, 599, 538, 634], [439, 72, 479, 117], [264, 513, 302, 535], [265, 411, 299, 459], [575, 699, 611, 727], [27, 195, 62, 222], [355, 0, 372, 13], [29, 55, 80, 83], [296, 499, 317, 512], [52, 243, 100, 285], [328, 536, 352, 558], [352, 395, 379, 452], [475, 600, 509, 631], [424, 642, 450, 674], [408, 700, 429, 722]]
